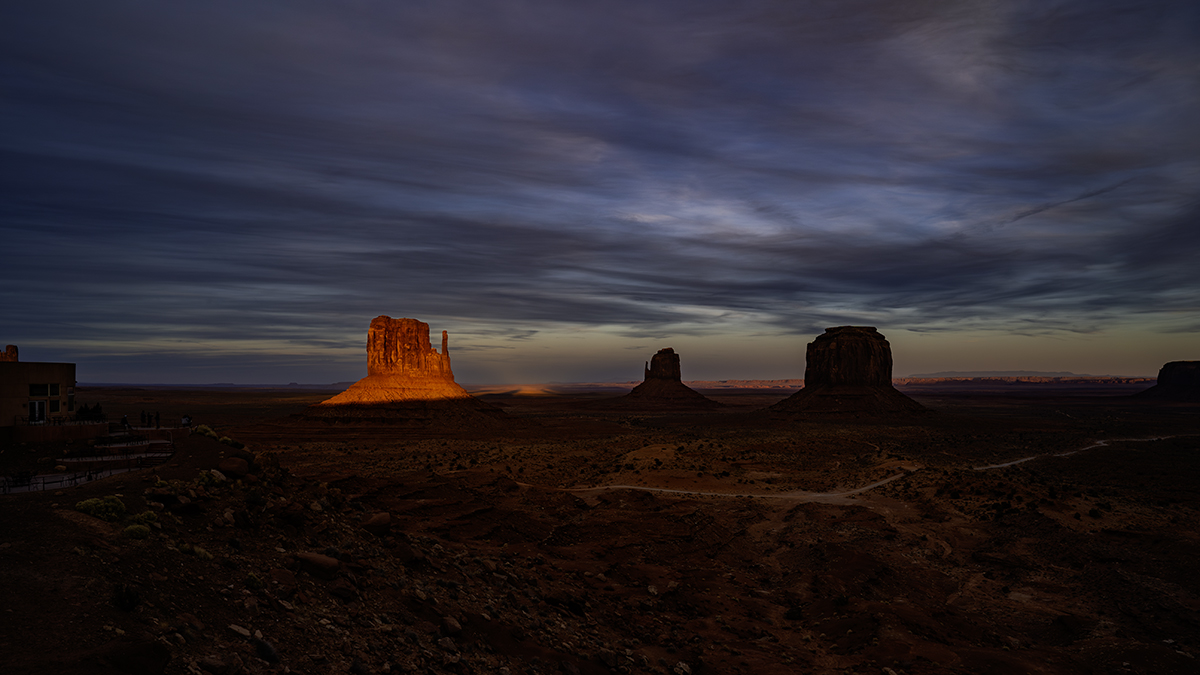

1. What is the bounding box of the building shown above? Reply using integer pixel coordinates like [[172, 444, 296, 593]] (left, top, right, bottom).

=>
[[0, 345, 97, 444]]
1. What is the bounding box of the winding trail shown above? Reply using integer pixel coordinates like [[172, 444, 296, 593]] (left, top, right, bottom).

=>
[[971, 436, 1177, 471], [564, 468, 919, 504]]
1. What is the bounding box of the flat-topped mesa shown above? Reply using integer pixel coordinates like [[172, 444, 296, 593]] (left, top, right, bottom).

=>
[[644, 348, 682, 382], [1136, 361, 1200, 401], [313, 316, 471, 407], [771, 326, 923, 414], [622, 347, 720, 408], [1, 345, 16, 362], [804, 326, 892, 387]]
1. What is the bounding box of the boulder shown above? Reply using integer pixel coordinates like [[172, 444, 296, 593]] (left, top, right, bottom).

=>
[[770, 326, 923, 414], [1136, 361, 1200, 401], [361, 512, 391, 537], [293, 551, 341, 580], [217, 457, 250, 477]]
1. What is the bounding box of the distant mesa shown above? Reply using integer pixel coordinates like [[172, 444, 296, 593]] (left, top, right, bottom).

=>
[[620, 348, 721, 408], [306, 316, 504, 425], [1135, 361, 1200, 401], [1, 345, 16, 362], [770, 326, 924, 415]]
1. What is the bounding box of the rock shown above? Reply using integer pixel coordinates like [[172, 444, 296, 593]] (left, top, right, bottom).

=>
[[252, 637, 280, 663], [304, 316, 509, 428], [615, 348, 721, 409], [804, 326, 892, 387], [393, 539, 425, 566], [1136, 361, 1200, 400], [269, 568, 297, 594], [442, 616, 462, 636], [328, 578, 358, 601], [770, 327, 923, 414], [1, 345, 16, 362], [361, 512, 391, 537], [217, 457, 249, 477], [197, 656, 227, 674], [311, 317, 473, 405], [227, 624, 251, 638], [293, 551, 341, 580]]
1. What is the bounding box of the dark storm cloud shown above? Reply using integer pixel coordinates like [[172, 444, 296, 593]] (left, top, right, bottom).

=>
[[2, 1, 1198, 379]]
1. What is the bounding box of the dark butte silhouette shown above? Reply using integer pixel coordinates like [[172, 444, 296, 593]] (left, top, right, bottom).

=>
[[771, 326, 924, 414], [1136, 360, 1200, 400], [615, 348, 721, 409]]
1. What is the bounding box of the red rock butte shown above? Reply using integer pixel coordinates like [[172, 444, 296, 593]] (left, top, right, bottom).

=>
[[770, 326, 923, 414], [616, 348, 721, 408], [313, 316, 472, 406], [1135, 360, 1200, 401]]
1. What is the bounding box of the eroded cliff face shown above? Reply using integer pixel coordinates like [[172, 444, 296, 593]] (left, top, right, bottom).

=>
[[644, 348, 682, 382], [366, 317, 453, 380], [772, 326, 923, 414], [1, 345, 17, 362], [803, 326, 892, 387], [314, 316, 471, 406]]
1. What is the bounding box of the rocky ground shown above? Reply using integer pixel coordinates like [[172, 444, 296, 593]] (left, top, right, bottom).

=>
[[1, 384, 1198, 674]]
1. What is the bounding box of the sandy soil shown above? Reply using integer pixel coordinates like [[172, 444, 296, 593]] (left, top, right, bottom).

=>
[[1, 382, 1197, 674]]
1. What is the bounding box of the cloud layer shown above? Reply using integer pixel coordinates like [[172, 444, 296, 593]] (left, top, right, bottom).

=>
[[3, 1, 1198, 382]]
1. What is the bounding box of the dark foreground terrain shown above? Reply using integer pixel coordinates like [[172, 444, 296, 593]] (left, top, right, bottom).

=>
[[1, 382, 1198, 674]]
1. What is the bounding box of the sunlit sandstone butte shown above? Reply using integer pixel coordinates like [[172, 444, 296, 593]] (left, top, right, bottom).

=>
[[771, 326, 923, 414], [314, 316, 472, 406]]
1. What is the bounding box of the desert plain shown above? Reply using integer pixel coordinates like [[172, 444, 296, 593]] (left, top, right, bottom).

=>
[[1, 378, 1198, 675]]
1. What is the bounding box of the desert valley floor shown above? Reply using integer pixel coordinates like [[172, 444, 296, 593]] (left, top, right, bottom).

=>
[[2, 381, 1198, 675]]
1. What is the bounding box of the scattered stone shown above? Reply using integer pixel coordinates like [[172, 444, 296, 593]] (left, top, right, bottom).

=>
[[441, 616, 462, 636], [227, 624, 251, 638]]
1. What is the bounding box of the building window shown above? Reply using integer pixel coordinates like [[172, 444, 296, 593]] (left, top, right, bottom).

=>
[[29, 383, 48, 397], [50, 399, 61, 413], [50, 383, 60, 396]]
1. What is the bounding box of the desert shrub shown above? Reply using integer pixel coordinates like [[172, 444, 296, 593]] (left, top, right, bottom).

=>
[[130, 511, 157, 525], [196, 470, 224, 485], [76, 496, 126, 522], [193, 546, 213, 560], [123, 524, 151, 539], [218, 436, 245, 449], [194, 425, 220, 440]]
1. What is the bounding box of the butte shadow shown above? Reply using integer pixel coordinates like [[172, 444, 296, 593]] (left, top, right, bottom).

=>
[[304, 316, 508, 430], [588, 348, 722, 412], [768, 326, 925, 416]]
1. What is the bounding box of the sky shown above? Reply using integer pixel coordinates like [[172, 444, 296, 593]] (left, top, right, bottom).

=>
[[3, 1, 1199, 384]]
